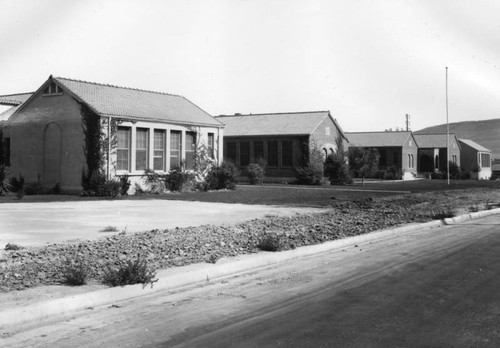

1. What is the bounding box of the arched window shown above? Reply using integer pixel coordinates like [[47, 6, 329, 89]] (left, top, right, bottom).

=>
[[435, 155, 439, 169], [322, 148, 328, 159]]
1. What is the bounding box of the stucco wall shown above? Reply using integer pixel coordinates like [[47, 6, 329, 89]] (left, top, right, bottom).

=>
[[8, 91, 85, 192]]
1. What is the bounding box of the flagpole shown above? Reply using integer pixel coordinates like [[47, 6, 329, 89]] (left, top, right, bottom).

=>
[[446, 67, 450, 185]]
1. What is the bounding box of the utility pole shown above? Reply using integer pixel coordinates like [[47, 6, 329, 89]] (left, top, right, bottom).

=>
[[446, 67, 450, 185], [405, 114, 410, 131]]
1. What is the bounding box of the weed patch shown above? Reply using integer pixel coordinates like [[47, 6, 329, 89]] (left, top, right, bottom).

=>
[[102, 256, 158, 288], [257, 234, 281, 252]]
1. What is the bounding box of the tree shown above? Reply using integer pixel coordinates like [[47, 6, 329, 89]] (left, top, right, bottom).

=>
[[324, 137, 352, 185], [348, 147, 380, 185]]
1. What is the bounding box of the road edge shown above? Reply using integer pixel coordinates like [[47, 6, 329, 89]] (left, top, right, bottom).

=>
[[2, 207, 499, 329]]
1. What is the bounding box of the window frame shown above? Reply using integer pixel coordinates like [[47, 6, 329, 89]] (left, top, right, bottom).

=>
[[117, 127, 131, 172], [153, 129, 166, 171], [135, 128, 149, 171]]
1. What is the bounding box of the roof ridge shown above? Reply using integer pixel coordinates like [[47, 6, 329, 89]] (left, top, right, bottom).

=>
[[216, 110, 330, 117], [54, 76, 182, 98], [346, 131, 411, 134]]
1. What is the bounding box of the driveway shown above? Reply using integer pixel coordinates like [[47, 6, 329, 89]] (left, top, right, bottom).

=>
[[0, 200, 324, 247]]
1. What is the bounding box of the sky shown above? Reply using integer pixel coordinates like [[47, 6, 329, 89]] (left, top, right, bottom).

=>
[[0, 0, 499, 132]]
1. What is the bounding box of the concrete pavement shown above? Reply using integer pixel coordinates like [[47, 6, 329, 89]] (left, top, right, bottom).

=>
[[0, 200, 325, 247]]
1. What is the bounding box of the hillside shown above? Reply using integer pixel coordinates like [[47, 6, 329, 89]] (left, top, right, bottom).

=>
[[416, 119, 500, 159]]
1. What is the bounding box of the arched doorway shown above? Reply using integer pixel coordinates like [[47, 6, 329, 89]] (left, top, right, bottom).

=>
[[43, 123, 62, 186]]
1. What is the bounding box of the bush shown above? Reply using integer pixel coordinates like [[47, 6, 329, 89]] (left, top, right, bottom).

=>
[[295, 144, 324, 185], [257, 234, 281, 252], [447, 161, 461, 180], [62, 257, 90, 286], [165, 168, 196, 192], [9, 174, 25, 193], [5, 243, 23, 251], [324, 154, 352, 185], [205, 161, 239, 190], [247, 162, 265, 185], [430, 172, 444, 180], [119, 174, 131, 195], [81, 171, 120, 197], [143, 169, 166, 194], [102, 256, 157, 287], [0, 164, 12, 196], [461, 171, 471, 180], [431, 208, 456, 219]]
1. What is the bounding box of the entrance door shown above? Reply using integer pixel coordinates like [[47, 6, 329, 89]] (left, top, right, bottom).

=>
[[43, 123, 62, 186]]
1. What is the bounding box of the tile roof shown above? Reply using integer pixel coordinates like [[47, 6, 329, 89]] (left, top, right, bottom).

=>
[[413, 133, 458, 148], [0, 105, 21, 121], [346, 131, 412, 147], [215, 111, 335, 137], [50, 77, 222, 127], [459, 138, 491, 153], [0, 93, 33, 106]]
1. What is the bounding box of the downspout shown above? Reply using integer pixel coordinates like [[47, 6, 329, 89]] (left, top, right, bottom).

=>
[[107, 116, 111, 180]]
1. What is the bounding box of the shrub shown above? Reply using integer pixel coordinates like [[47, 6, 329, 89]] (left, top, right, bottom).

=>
[[143, 169, 166, 194], [102, 256, 157, 287], [430, 172, 444, 180], [5, 243, 23, 251], [62, 257, 90, 286], [460, 171, 471, 180], [81, 171, 120, 197], [9, 174, 25, 193], [257, 234, 281, 252], [119, 174, 131, 195], [205, 161, 239, 190], [348, 147, 380, 182], [52, 182, 62, 194], [324, 154, 352, 185], [247, 162, 265, 185], [165, 168, 196, 192], [295, 144, 324, 185], [431, 208, 456, 220], [0, 164, 12, 196]]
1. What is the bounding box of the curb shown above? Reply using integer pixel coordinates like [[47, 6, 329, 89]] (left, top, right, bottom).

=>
[[2, 208, 500, 329]]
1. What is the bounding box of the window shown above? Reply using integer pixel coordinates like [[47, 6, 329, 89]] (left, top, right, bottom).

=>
[[480, 153, 491, 168], [408, 154, 411, 168], [226, 142, 237, 163], [267, 141, 278, 166], [253, 141, 264, 162], [325, 127, 330, 136], [153, 130, 165, 171], [43, 82, 62, 95], [411, 154, 414, 168], [282, 140, 293, 167], [393, 151, 399, 165], [170, 130, 181, 169], [117, 127, 131, 171], [135, 128, 149, 171], [240, 142, 250, 166], [185, 132, 196, 170], [0, 136, 10, 166], [435, 155, 439, 169], [207, 133, 215, 159], [452, 155, 457, 164]]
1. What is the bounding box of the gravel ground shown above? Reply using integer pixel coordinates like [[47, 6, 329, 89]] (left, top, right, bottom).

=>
[[1, 188, 499, 293]]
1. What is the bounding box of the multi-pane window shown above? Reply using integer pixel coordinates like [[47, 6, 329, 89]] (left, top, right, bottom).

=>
[[226, 142, 237, 163], [117, 127, 131, 171], [282, 141, 293, 167], [267, 141, 278, 166], [170, 130, 181, 170], [240, 142, 250, 166], [207, 133, 215, 159], [153, 130, 165, 171], [135, 128, 149, 171], [253, 141, 264, 162], [185, 132, 196, 170]]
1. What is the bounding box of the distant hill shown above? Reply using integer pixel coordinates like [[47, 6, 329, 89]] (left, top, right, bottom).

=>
[[416, 119, 500, 160]]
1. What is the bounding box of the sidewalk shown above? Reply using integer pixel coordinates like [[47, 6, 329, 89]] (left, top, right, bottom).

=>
[[1, 207, 499, 329]]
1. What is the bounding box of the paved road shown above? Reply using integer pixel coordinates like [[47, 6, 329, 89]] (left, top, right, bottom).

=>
[[0, 200, 323, 247], [3, 214, 500, 347]]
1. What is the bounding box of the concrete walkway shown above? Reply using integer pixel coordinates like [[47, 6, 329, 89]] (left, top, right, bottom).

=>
[[0, 200, 325, 247]]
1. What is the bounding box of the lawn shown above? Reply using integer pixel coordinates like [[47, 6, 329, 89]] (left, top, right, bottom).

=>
[[1, 179, 500, 207]]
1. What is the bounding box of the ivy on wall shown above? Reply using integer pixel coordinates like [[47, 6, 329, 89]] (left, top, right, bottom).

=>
[[78, 100, 105, 180]]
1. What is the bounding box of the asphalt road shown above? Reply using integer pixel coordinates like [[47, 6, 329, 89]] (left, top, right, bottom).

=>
[[4, 214, 500, 347]]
